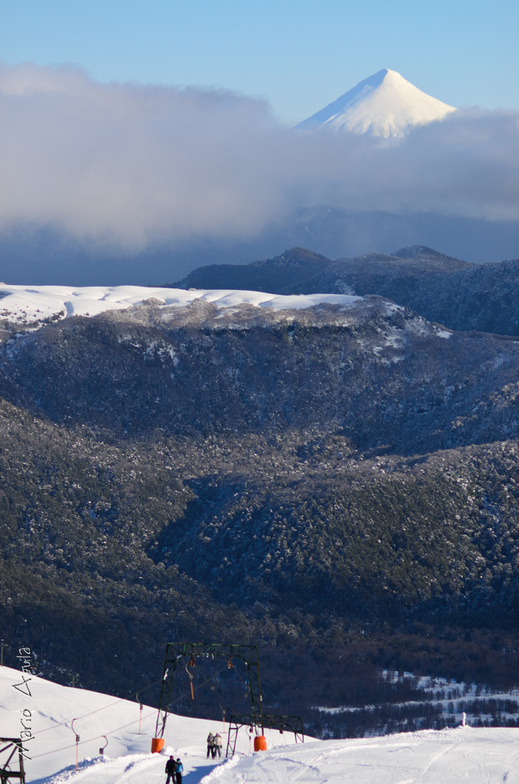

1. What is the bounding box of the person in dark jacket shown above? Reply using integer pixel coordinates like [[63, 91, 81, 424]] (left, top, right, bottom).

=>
[[175, 758, 184, 784], [165, 756, 176, 784]]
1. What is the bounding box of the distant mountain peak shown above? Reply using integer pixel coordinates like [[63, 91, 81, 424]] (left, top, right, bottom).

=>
[[393, 245, 451, 259], [296, 69, 456, 138]]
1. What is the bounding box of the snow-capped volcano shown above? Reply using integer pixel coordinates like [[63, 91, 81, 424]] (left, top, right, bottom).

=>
[[296, 69, 456, 138]]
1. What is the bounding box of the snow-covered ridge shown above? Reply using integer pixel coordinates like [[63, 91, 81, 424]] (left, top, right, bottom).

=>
[[0, 284, 362, 327], [297, 68, 456, 138]]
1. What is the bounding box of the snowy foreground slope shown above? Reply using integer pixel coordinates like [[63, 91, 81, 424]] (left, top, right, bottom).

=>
[[2, 667, 519, 784], [0, 665, 293, 783]]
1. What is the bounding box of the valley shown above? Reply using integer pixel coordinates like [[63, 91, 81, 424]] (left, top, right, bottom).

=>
[[1, 266, 519, 738]]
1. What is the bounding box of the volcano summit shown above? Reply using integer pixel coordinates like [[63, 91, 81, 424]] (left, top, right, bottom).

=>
[[297, 68, 456, 137]]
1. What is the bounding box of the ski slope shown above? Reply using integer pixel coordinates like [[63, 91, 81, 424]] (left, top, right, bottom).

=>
[[2, 665, 519, 784], [0, 664, 299, 784]]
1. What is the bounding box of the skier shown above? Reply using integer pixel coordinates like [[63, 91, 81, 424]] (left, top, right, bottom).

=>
[[206, 732, 214, 758], [214, 732, 222, 758], [175, 757, 184, 784], [165, 756, 176, 784]]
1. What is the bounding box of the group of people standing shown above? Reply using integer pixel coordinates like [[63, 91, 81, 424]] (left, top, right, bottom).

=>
[[164, 732, 222, 784], [164, 731, 222, 784], [165, 756, 183, 784], [206, 732, 223, 758]]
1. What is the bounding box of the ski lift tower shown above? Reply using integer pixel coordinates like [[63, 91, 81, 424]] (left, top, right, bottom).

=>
[[0, 738, 26, 784], [153, 642, 304, 756]]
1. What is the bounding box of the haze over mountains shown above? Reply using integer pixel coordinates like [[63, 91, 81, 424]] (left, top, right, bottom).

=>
[[1, 63, 518, 283]]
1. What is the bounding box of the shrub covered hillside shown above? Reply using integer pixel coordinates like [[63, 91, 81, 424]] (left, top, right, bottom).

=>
[[1, 294, 519, 735]]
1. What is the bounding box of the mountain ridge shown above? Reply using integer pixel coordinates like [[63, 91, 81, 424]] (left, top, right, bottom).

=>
[[173, 245, 519, 336]]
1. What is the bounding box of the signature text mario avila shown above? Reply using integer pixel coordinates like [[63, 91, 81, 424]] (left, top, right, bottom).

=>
[[12, 647, 35, 759]]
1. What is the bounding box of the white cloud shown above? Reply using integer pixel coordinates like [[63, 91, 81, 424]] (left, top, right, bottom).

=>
[[1, 63, 518, 255]]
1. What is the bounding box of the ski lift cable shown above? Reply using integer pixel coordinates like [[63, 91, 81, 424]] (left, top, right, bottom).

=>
[[32, 660, 241, 758], [136, 675, 167, 694], [29, 698, 128, 737], [30, 675, 165, 737], [165, 661, 234, 709], [166, 661, 231, 707], [31, 710, 156, 759], [34, 661, 235, 758], [208, 679, 235, 712]]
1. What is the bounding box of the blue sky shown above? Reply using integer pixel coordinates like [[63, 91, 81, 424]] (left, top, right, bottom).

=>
[[1, 0, 518, 124]]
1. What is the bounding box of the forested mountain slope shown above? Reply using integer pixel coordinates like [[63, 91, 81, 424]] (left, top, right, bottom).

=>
[[2, 294, 519, 734], [1, 296, 519, 452]]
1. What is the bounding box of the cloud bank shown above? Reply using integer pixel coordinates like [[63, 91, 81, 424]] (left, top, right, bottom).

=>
[[1, 63, 519, 255]]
